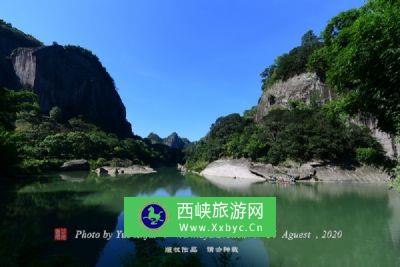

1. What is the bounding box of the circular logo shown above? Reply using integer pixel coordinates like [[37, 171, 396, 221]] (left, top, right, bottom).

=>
[[141, 203, 166, 229]]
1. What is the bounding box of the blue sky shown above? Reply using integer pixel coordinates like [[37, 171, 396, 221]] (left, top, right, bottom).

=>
[[0, 0, 365, 140]]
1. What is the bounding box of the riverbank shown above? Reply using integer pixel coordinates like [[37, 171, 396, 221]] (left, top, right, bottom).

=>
[[199, 159, 391, 183], [94, 165, 156, 176]]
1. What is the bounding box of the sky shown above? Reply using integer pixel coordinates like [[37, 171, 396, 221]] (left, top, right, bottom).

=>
[[0, 0, 365, 141]]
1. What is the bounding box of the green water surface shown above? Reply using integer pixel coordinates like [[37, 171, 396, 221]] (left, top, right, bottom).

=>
[[1, 169, 399, 267]]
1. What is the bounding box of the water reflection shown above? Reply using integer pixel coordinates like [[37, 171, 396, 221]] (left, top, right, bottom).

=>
[[1, 169, 399, 267]]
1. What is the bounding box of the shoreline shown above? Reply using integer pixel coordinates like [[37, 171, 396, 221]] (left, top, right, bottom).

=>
[[198, 159, 391, 184]]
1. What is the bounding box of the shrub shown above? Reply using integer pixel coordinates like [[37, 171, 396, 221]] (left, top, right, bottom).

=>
[[185, 106, 387, 169], [356, 147, 385, 166], [19, 159, 63, 174], [49, 106, 62, 122], [185, 160, 209, 173]]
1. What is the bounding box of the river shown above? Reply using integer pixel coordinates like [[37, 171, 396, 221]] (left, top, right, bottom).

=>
[[1, 168, 400, 266]]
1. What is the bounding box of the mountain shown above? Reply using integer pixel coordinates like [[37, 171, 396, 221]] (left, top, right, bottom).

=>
[[147, 132, 163, 144], [255, 72, 399, 158], [163, 132, 191, 149], [147, 132, 190, 150], [0, 20, 132, 138]]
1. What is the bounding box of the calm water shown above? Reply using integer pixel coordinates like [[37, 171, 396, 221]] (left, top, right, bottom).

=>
[[1, 168, 400, 267]]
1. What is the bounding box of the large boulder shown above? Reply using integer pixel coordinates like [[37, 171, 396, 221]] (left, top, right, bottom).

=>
[[60, 159, 90, 171], [94, 165, 156, 176], [177, 163, 187, 173], [200, 159, 266, 181]]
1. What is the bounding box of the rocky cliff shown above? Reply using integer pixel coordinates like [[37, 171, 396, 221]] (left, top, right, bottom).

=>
[[0, 20, 132, 138], [255, 72, 398, 158], [10, 45, 132, 137], [0, 20, 42, 88], [255, 73, 334, 121]]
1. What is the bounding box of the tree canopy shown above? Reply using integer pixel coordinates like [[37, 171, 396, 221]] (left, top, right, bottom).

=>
[[260, 30, 322, 89], [308, 0, 400, 134]]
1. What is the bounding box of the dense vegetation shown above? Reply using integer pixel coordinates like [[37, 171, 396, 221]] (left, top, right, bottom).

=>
[[260, 30, 323, 89], [307, 0, 400, 185], [0, 87, 183, 176], [0, 19, 42, 56], [187, 0, 399, 175], [185, 104, 386, 172], [308, 0, 400, 135]]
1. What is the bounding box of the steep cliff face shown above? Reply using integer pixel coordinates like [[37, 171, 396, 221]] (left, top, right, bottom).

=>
[[355, 117, 399, 159], [256, 72, 398, 158], [0, 20, 41, 88], [11, 45, 133, 138], [255, 73, 334, 122], [0, 20, 133, 138]]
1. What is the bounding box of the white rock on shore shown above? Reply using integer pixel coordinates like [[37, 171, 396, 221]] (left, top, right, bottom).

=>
[[94, 165, 156, 176], [200, 159, 390, 183], [200, 159, 266, 182]]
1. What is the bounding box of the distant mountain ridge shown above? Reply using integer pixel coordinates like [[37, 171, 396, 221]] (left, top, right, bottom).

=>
[[147, 132, 190, 150], [0, 19, 132, 138]]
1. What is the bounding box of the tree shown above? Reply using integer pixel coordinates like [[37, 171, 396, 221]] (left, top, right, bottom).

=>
[[0, 88, 38, 129], [322, 9, 360, 45], [301, 30, 319, 46], [310, 0, 400, 134], [0, 88, 38, 175], [260, 31, 323, 87], [49, 106, 62, 122]]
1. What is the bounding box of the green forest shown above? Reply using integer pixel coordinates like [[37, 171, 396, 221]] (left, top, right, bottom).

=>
[[185, 0, 400, 187], [0, 88, 183, 176], [1, 0, 399, 188]]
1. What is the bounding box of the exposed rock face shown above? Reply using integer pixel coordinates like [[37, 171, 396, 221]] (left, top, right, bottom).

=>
[[250, 162, 317, 181], [60, 159, 90, 171], [94, 165, 156, 176], [10, 45, 133, 138], [201, 159, 390, 183], [255, 72, 398, 158], [147, 132, 190, 150], [355, 117, 399, 158], [0, 20, 132, 138], [0, 20, 42, 88], [255, 73, 334, 122], [177, 163, 187, 173], [311, 165, 390, 183], [200, 159, 266, 181]]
